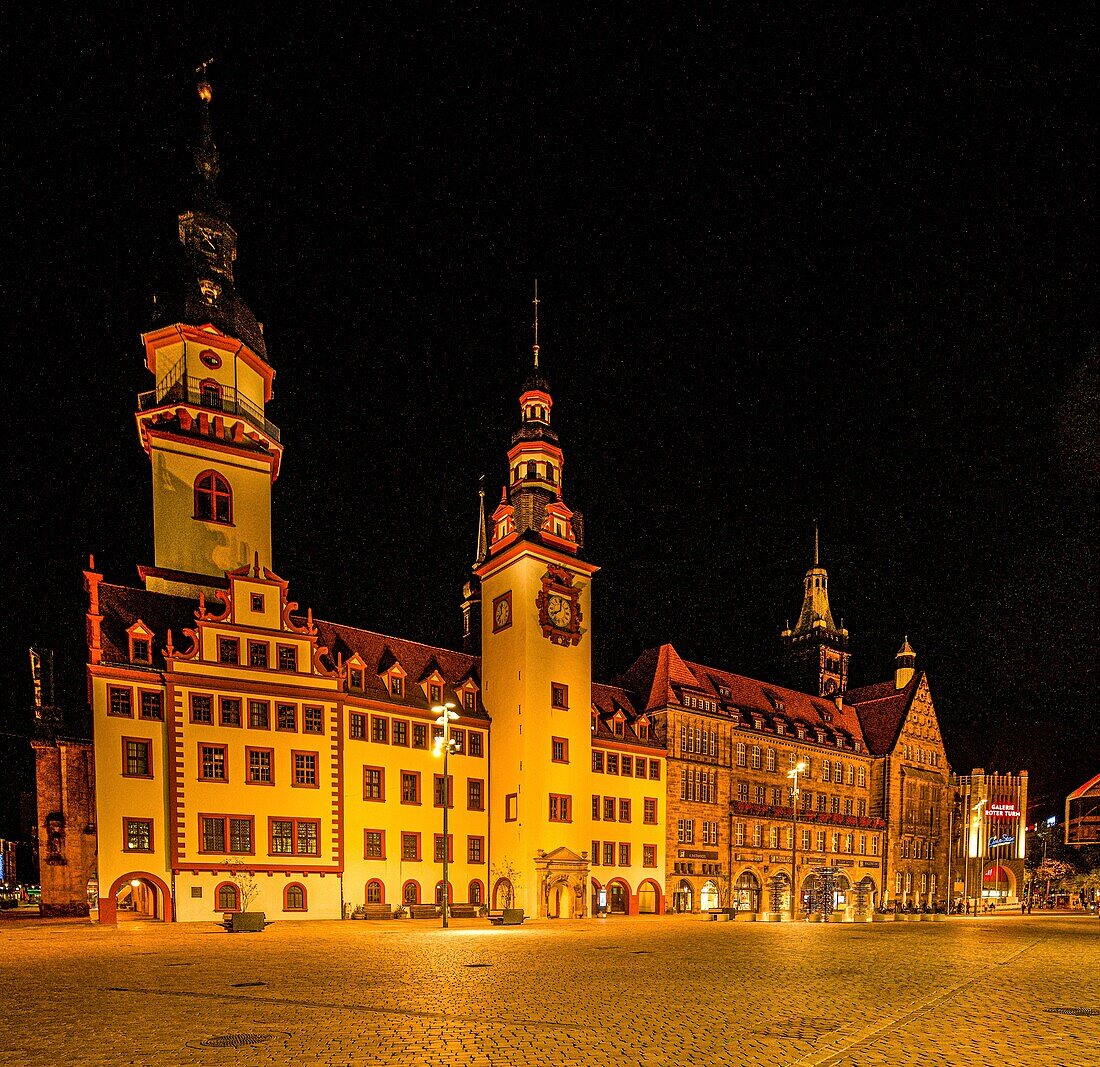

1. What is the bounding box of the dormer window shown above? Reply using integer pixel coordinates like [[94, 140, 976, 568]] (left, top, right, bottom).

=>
[[637, 717, 650, 741], [797, 725, 807, 739], [462, 690, 476, 712], [429, 684, 442, 705], [612, 713, 625, 737], [815, 729, 826, 744], [349, 668, 364, 691], [127, 621, 154, 665], [591, 709, 599, 733], [390, 677, 403, 698]]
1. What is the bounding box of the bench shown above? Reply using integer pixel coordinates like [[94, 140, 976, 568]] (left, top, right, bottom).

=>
[[354, 904, 395, 920], [218, 912, 273, 933], [408, 904, 442, 920], [487, 908, 526, 926], [447, 903, 480, 919]]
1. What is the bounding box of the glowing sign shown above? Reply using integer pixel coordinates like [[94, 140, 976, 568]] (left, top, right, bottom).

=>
[[989, 835, 1015, 848], [987, 803, 1019, 818]]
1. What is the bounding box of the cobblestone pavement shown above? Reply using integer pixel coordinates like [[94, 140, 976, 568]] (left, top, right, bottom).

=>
[[2, 912, 1097, 1066]]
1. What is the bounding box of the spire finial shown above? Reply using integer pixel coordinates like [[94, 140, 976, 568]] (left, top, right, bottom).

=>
[[532, 279, 540, 369], [474, 475, 489, 566], [193, 58, 221, 199], [814, 521, 819, 567]]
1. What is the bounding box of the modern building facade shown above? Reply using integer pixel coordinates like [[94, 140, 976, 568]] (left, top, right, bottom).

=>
[[1065, 773, 1100, 847], [951, 769, 1028, 907]]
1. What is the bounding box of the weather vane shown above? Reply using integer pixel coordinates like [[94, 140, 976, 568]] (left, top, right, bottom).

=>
[[532, 279, 540, 368]]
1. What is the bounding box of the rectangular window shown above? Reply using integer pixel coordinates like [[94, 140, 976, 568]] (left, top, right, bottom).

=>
[[467, 778, 484, 811], [363, 766, 384, 800], [770, 826, 780, 849], [349, 712, 366, 740], [832, 832, 841, 853], [401, 832, 420, 861], [365, 830, 385, 859], [250, 593, 265, 613], [801, 828, 811, 850], [548, 794, 572, 822], [643, 844, 657, 867], [872, 835, 880, 856], [277, 703, 298, 731], [246, 747, 273, 784], [433, 834, 453, 863], [230, 818, 252, 854], [248, 642, 269, 669], [401, 771, 421, 804], [271, 819, 293, 855], [858, 766, 867, 788], [619, 799, 631, 823], [202, 816, 226, 853], [429, 683, 443, 705], [603, 842, 615, 866], [736, 742, 747, 767], [621, 756, 633, 777], [619, 843, 630, 867], [644, 798, 658, 824], [270, 818, 319, 856], [755, 785, 766, 805], [816, 830, 826, 853], [433, 774, 453, 808], [122, 738, 152, 778], [216, 697, 239, 727], [468, 731, 483, 757], [130, 637, 150, 663], [389, 676, 403, 697], [551, 683, 568, 709], [859, 835, 867, 855], [303, 706, 324, 734], [293, 751, 318, 787], [371, 716, 389, 744], [462, 690, 476, 712], [592, 841, 600, 865], [139, 690, 163, 721], [218, 637, 239, 665], [124, 818, 153, 852], [467, 836, 484, 864], [831, 796, 841, 814], [505, 793, 518, 821], [451, 728, 465, 754], [858, 798, 867, 817], [752, 824, 763, 847], [606, 753, 619, 775], [603, 797, 616, 821], [734, 822, 745, 846], [199, 744, 227, 781], [201, 815, 253, 855], [412, 723, 428, 749], [189, 693, 212, 724], [649, 759, 660, 780], [297, 820, 319, 856], [737, 782, 749, 802], [277, 645, 298, 672], [248, 701, 270, 729], [551, 736, 568, 763], [391, 719, 409, 746], [845, 798, 854, 815], [592, 795, 601, 819], [766, 748, 778, 772], [349, 667, 364, 690], [592, 750, 604, 773]]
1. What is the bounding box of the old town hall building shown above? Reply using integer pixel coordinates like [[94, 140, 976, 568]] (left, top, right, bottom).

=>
[[37, 78, 991, 925]]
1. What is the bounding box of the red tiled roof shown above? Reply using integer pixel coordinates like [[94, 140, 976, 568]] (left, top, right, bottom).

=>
[[616, 644, 870, 750], [849, 674, 921, 755], [312, 619, 488, 721], [590, 683, 664, 749], [96, 583, 199, 669]]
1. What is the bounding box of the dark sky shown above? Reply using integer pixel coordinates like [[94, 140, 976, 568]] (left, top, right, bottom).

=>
[[3, 8, 1096, 828]]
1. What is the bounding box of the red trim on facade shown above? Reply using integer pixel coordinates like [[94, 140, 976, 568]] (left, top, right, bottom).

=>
[[99, 871, 174, 926]]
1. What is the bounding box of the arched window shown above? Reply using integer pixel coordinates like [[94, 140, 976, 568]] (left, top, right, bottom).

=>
[[527, 460, 537, 480], [194, 470, 232, 524], [366, 879, 384, 904], [402, 880, 420, 905], [434, 881, 453, 905], [284, 883, 306, 912], [468, 880, 483, 906], [199, 378, 223, 410], [216, 882, 240, 912]]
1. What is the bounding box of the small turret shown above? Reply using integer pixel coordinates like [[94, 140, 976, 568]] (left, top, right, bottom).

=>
[[895, 636, 916, 689]]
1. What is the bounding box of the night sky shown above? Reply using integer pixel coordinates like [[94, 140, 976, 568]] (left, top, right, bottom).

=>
[[4, 9, 1096, 833]]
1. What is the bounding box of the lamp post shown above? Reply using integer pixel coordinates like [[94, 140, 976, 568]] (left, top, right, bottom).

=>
[[432, 702, 458, 929], [971, 797, 987, 914], [788, 761, 807, 921]]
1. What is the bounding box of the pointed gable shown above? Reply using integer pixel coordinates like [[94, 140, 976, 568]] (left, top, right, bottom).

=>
[[849, 672, 922, 755], [619, 644, 701, 712]]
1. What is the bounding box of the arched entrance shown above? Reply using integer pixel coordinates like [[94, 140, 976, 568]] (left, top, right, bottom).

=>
[[767, 872, 791, 914], [733, 871, 761, 913], [492, 878, 514, 910], [700, 880, 720, 912], [834, 874, 851, 912], [99, 872, 173, 926], [591, 878, 605, 916], [799, 873, 817, 916], [637, 879, 662, 914], [607, 880, 628, 914], [550, 882, 575, 918], [983, 865, 1014, 902], [674, 879, 693, 913]]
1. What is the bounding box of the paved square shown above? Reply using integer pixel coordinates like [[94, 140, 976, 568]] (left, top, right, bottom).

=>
[[2, 913, 1097, 1066]]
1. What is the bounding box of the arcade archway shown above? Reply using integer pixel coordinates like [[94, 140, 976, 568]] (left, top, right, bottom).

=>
[[99, 871, 173, 926]]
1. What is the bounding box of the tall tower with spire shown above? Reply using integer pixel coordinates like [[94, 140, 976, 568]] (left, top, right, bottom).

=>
[[476, 286, 597, 916], [460, 479, 490, 653], [780, 526, 850, 696], [134, 69, 282, 598]]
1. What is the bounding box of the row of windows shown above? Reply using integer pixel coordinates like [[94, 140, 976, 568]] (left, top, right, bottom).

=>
[[108, 687, 163, 720], [353, 671, 479, 715], [591, 796, 659, 824], [899, 838, 935, 861], [733, 780, 868, 817], [366, 878, 486, 907], [686, 709, 863, 753], [728, 822, 881, 857], [680, 767, 718, 803], [901, 743, 941, 767], [590, 842, 658, 867], [160, 743, 323, 787], [215, 636, 301, 672], [732, 744, 868, 787], [363, 830, 486, 864], [591, 751, 661, 779], [676, 818, 721, 845], [188, 695, 327, 732], [348, 714, 484, 756], [123, 815, 322, 857], [362, 768, 484, 810], [896, 871, 937, 896]]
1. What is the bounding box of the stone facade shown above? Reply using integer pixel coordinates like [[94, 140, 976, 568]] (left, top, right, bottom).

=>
[[31, 739, 97, 916]]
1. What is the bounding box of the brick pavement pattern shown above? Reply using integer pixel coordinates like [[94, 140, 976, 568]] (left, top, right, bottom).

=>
[[2, 913, 1097, 1066]]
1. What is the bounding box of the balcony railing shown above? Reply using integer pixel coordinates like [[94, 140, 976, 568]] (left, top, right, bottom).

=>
[[138, 376, 280, 443]]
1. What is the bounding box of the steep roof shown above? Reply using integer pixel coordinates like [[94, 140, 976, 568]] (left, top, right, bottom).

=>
[[848, 673, 922, 755], [616, 643, 870, 750], [96, 583, 199, 669], [312, 619, 488, 722], [590, 682, 664, 750]]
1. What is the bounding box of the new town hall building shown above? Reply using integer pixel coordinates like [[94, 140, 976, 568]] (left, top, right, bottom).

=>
[[35, 80, 1023, 924]]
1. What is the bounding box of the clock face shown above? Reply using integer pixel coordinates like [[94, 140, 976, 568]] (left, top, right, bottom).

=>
[[492, 593, 511, 632], [547, 594, 571, 628]]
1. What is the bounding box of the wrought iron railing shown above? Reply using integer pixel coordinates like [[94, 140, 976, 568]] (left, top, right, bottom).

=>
[[138, 374, 280, 443]]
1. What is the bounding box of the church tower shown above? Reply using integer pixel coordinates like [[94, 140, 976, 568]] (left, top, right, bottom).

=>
[[780, 527, 850, 696], [134, 72, 282, 598], [476, 288, 596, 916]]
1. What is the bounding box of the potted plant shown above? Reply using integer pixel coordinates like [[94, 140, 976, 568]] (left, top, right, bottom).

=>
[[223, 859, 268, 933]]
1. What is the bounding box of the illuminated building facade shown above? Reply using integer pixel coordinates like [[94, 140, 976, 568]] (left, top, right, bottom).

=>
[[951, 769, 1028, 907], [1065, 773, 1100, 846]]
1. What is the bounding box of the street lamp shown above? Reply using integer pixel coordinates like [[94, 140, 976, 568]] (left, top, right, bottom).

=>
[[788, 761, 807, 921], [971, 797, 987, 914], [432, 702, 459, 929]]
